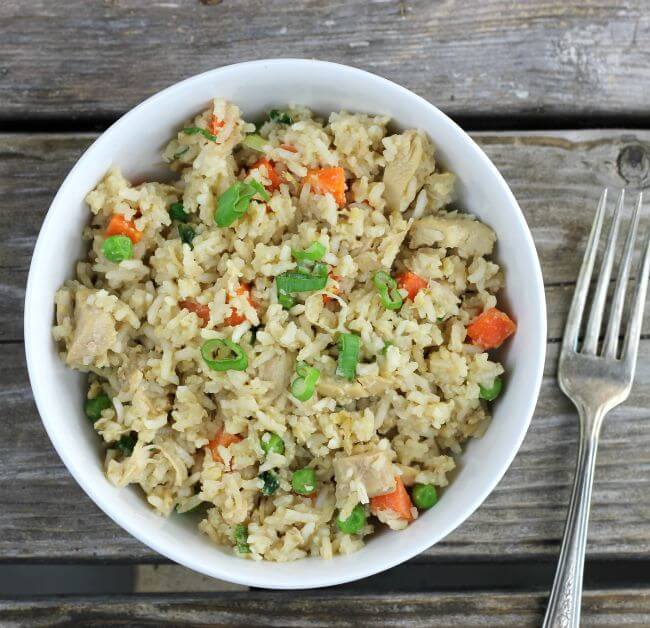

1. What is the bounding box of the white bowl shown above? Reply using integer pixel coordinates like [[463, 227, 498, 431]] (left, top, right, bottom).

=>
[[25, 59, 546, 589]]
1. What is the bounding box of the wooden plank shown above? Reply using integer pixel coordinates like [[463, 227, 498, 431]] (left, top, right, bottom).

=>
[[2, 130, 649, 341], [2, 589, 650, 627], [1, 1, 649, 120], [2, 334, 650, 561]]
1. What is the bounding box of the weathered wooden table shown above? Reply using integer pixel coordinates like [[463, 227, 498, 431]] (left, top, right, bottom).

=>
[[2, 1, 650, 625]]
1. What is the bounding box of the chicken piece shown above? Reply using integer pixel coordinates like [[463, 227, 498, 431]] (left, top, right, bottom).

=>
[[317, 374, 394, 400], [409, 214, 496, 258], [382, 130, 435, 213], [378, 216, 411, 268], [333, 451, 396, 498], [257, 350, 294, 399], [66, 289, 117, 368]]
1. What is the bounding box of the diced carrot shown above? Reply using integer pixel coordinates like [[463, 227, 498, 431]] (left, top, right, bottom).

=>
[[225, 283, 256, 326], [370, 476, 414, 521], [280, 144, 298, 153], [302, 167, 347, 207], [323, 273, 341, 304], [105, 213, 142, 244], [209, 115, 225, 135], [208, 428, 242, 463], [466, 307, 516, 350], [396, 271, 428, 300], [251, 157, 281, 191], [179, 299, 210, 327]]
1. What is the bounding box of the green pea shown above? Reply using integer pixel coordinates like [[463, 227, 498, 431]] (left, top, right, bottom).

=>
[[291, 468, 317, 495], [84, 393, 112, 421], [261, 432, 285, 455], [479, 376, 503, 401], [102, 235, 133, 262], [336, 504, 366, 535], [412, 483, 438, 510]]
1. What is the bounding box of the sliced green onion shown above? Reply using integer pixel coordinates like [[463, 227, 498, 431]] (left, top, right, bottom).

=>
[[292, 241, 327, 262], [292, 468, 317, 495], [215, 181, 270, 228], [381, 340, 394, 355], [336, 333, 361, 381], [234, 524, 251, 554], [201, 339, 248, 372], [373, 271, 403, 310], [102, 235, 133, 263], [268, 109, 294, 125], [172, 146, 190, 160], [276, 271, 328, 295], [312, 262, 329, 278], [115, 433, 136, 457], [259, 471, 279, 496], [243, 134, 268, 152], [169, 202, 189, 223], [336, 504, 366, 535], [290, 362, 321, 402], [261, 432, 285, 455], [182, 126, 218, 142], [178, 223, 195, 247], [84, 393, 112, 421], [412, 483, 438, 510], [479, 376, 503, 401], [277, 290, 296, 310], [247, 179, 270, 200]]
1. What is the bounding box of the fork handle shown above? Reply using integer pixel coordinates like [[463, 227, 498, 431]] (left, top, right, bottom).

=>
[[543, 408, 604, 628]]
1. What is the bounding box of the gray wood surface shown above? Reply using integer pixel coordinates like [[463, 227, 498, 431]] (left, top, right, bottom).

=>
[[2, 589, 650, 627], [2, 129, 650, 562], [1, 1, 649, 120]]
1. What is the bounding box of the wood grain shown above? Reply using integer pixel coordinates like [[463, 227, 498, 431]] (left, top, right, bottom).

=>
[[1, 1, 649, 120], [2, 130, 649, 341], [2, 589, 650, 626]]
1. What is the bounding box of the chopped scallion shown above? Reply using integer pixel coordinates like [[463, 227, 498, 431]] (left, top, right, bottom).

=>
[[178, 223, 195, 247], [243, 134, 268, 152], [169, 202, 190, 223], [115, 433, 136, 457], [234, 524, 251, 553], [290, 362, 321, 402], [215, 180, 270, 228], [292, 241, 327, 262], [259, 471, 279, 496], [336, 333, 361, 381], [182, 126, 218, 142], [201, 339, 248, 372], [373, 271, 403, 310], [268, 109, 294, 125]]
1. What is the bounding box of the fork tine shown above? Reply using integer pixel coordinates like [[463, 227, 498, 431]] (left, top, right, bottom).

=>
[[622, 195, 649, 369], [582, 190, 624, 354], [562, 189, 608, 352], [603, 192, 643, 358]]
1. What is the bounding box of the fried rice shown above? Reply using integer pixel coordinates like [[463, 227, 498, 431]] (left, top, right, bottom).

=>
[[52, 98, 515, 561]]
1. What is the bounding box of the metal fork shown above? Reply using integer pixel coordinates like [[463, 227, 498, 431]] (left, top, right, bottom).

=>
[[543, 189, 649, 628]]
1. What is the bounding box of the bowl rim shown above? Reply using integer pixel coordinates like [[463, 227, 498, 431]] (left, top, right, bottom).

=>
[[24, 58, 547, 589]]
